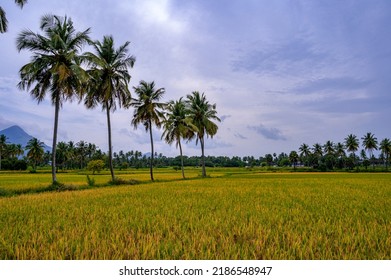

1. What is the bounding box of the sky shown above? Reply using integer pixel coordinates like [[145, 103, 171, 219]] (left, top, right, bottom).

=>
[[1, 0, 390, 157]]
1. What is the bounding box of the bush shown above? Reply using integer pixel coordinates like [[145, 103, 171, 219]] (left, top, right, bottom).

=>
[[87, 160, 105, 174]]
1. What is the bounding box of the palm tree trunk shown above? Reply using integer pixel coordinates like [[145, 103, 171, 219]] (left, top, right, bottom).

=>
[[178, 139, 185, 179], [149, 120, 154, 181], [51, 95, 60, 183], [106, 104, 115, 181], [200, 136, 206, 177]]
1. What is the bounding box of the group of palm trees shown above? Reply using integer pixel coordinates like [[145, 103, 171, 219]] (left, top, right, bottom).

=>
[[15, 14, 220, 184], [295, 133, 391, 170]]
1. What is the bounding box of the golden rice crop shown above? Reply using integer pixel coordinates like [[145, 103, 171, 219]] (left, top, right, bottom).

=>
[[0, 171, 390, 259]]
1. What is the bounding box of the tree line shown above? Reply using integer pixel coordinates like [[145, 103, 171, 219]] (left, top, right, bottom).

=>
[[4, 14, 220, 184], [1, 131, 390, 173]]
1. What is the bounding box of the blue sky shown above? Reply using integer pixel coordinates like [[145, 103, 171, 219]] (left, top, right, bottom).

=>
[[0, 0, 390, 157]]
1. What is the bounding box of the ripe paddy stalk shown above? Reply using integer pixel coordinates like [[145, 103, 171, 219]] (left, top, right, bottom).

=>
[[0, 172, 390, 259]]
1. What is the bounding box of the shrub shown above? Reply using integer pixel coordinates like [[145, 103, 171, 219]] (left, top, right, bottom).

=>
[[87, 160, 105, 174]]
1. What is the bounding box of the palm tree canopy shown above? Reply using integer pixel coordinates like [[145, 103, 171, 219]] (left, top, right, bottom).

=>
[[312, 143, 323, 157], [344, 134, 359, 154], [299, 143, 310, 157], [380, 138, 391, 154], [25, 137, 45, 160], [17, 14, 91, 105], [185, 91, 220, 143], [361, 132, 378, 153], [84, 35, 135, 111], [131, 81, 166, 131], [162, 98, 197, 147], [0, 0, 27, 33]]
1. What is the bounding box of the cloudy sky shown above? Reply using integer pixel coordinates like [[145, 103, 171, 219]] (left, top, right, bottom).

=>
[[1, 0, 390, 157]]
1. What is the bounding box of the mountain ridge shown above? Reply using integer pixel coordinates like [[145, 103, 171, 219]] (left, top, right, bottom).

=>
[[0, 125, 51, 152]]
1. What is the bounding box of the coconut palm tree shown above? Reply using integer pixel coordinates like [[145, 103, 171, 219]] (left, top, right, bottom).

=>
[[379, 138, 391, 170], [361, 132, 378, 168], [289, 150, 299, 170], [185, 91, 220, 177], [17, 14, 91, 183], [84, 35, 135, 181], [0, 0, 27, 33], [162, 98, 197, 179], [323, 140, 335, 155], [132, 81, 166, 181], [298, 143, 311, 166], [345, 134, 359, 155], [7, 144, 24, 159], [25, 137, 44, 170]]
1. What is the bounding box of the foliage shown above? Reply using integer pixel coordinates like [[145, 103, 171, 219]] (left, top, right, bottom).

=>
[[87, 159, 105, 174]]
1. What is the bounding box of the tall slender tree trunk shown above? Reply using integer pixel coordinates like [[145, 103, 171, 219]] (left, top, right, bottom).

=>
[[178, 139, 185, 179], [200, 136, 206, 177], [106, 103, 115, 181], [51, 95, 60, 183], [149, 120, 154, 181]]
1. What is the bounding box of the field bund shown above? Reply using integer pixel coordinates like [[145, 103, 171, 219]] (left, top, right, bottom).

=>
[[0, 170, 390, 259]]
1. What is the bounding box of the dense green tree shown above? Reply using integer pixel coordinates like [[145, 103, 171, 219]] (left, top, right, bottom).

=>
[[185, 91, 220, 177], [132, 81, 166, 181], [17, 14, 91, 183], [84, 35, 135, 181]]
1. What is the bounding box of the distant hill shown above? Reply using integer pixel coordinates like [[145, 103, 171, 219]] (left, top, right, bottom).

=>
[[0, 125, 51, 152]]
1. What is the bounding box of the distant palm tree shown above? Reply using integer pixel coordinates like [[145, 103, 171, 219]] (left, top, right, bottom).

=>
[[0, 0, 27, 33], [84, 35, 135, 181], [335, 142, 346, 168], [17, 14, 91, 183], [0, 134, 8, 170], [132, 81, 166, 181], [162, 98, 197, 179], [344, 134, 359, 155], [323, 140, 335, 155], [185, 91, 220, 177], [335, 142, 346, 158], [299, 143, 311, 166], [312, 143, 323, 157], [289, 150, 299, 170], [56, 142, 69, 170], [25, 137, 44, 170], [8, 144, 24, 158], [379, 138, 391, 170], [361, 133, 378, 166]]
